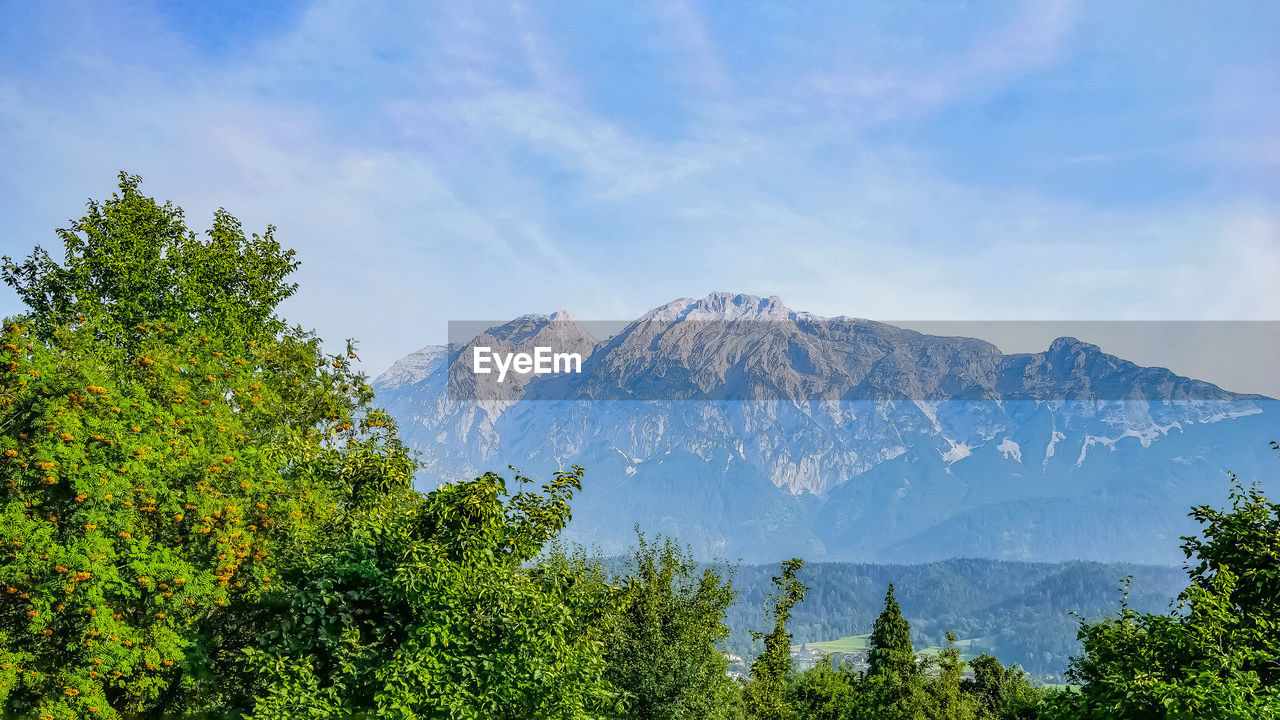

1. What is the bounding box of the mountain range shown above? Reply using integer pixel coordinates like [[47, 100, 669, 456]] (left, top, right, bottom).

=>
[[373, 293, 1278, 564]]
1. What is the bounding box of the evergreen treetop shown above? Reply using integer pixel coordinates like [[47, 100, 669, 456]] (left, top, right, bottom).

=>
[[868, 583, 914, 678]]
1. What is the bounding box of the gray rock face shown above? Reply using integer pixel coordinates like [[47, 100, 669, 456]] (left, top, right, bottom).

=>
[[374, 293, 1278, 563]]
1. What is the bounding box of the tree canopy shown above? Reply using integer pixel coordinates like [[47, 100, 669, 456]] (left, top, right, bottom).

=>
[[596, 532, 742, 720], [0, 174, 411, 718], [245, 467, 620, 720], [1053, 468, 1280, 719], [3, 172, 298, 343]]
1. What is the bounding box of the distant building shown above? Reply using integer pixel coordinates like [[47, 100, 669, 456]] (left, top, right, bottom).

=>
[[790, 646, 826, 673]]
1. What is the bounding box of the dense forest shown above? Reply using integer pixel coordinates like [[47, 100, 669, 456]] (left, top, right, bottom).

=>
[[1, 175, 1278, 718]]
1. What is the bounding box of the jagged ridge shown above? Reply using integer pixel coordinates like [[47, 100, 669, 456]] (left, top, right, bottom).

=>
[[373, 293, 1277, 564]]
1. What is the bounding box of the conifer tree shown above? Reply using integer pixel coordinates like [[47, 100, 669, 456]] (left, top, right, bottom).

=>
[[867, 584, 914, 678]]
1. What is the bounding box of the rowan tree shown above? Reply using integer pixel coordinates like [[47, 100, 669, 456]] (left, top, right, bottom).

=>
[[0, 173, 412, 719]]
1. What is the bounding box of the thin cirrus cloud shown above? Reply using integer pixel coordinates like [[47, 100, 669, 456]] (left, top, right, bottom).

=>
[[0, 0, 1276, 379]]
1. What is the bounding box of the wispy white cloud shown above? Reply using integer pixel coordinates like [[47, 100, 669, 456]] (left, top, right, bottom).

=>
[[0, 0, 1276, 380], [800, 0, 1079, 125], [653, 0, 733, 98]]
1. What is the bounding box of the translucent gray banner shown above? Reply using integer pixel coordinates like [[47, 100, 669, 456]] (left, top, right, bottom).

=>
[[443, 319, 1279, 402]]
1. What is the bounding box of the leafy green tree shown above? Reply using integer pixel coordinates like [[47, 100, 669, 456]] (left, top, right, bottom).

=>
[[243, 467, 621, 720], [0, 174, 414, 719], [598, 532, 742, 720], [1050, 467, 1280, 719], [1180, 465, 1280, 686], [3, 171, 297, 344], [789, 655, 854, 720], [744, 558, 806, 720], [1052, 572, 1279, 718], [962, 654, 1040, 720], [927, 633, 980, 720]]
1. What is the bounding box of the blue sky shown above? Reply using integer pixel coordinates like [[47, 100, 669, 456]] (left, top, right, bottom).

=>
[[1, 1, 1277, 376]]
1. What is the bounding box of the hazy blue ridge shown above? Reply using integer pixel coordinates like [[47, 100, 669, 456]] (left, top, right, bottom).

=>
[[375, 293, 1279, 564]]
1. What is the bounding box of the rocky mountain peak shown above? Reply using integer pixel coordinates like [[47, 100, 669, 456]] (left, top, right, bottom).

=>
[[684, 292, 793, 321], [481, 312, 595, 345], [1046, 336, 1103, 359], [638, 292, 795, 323], [372, 294, 1277, 564]]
